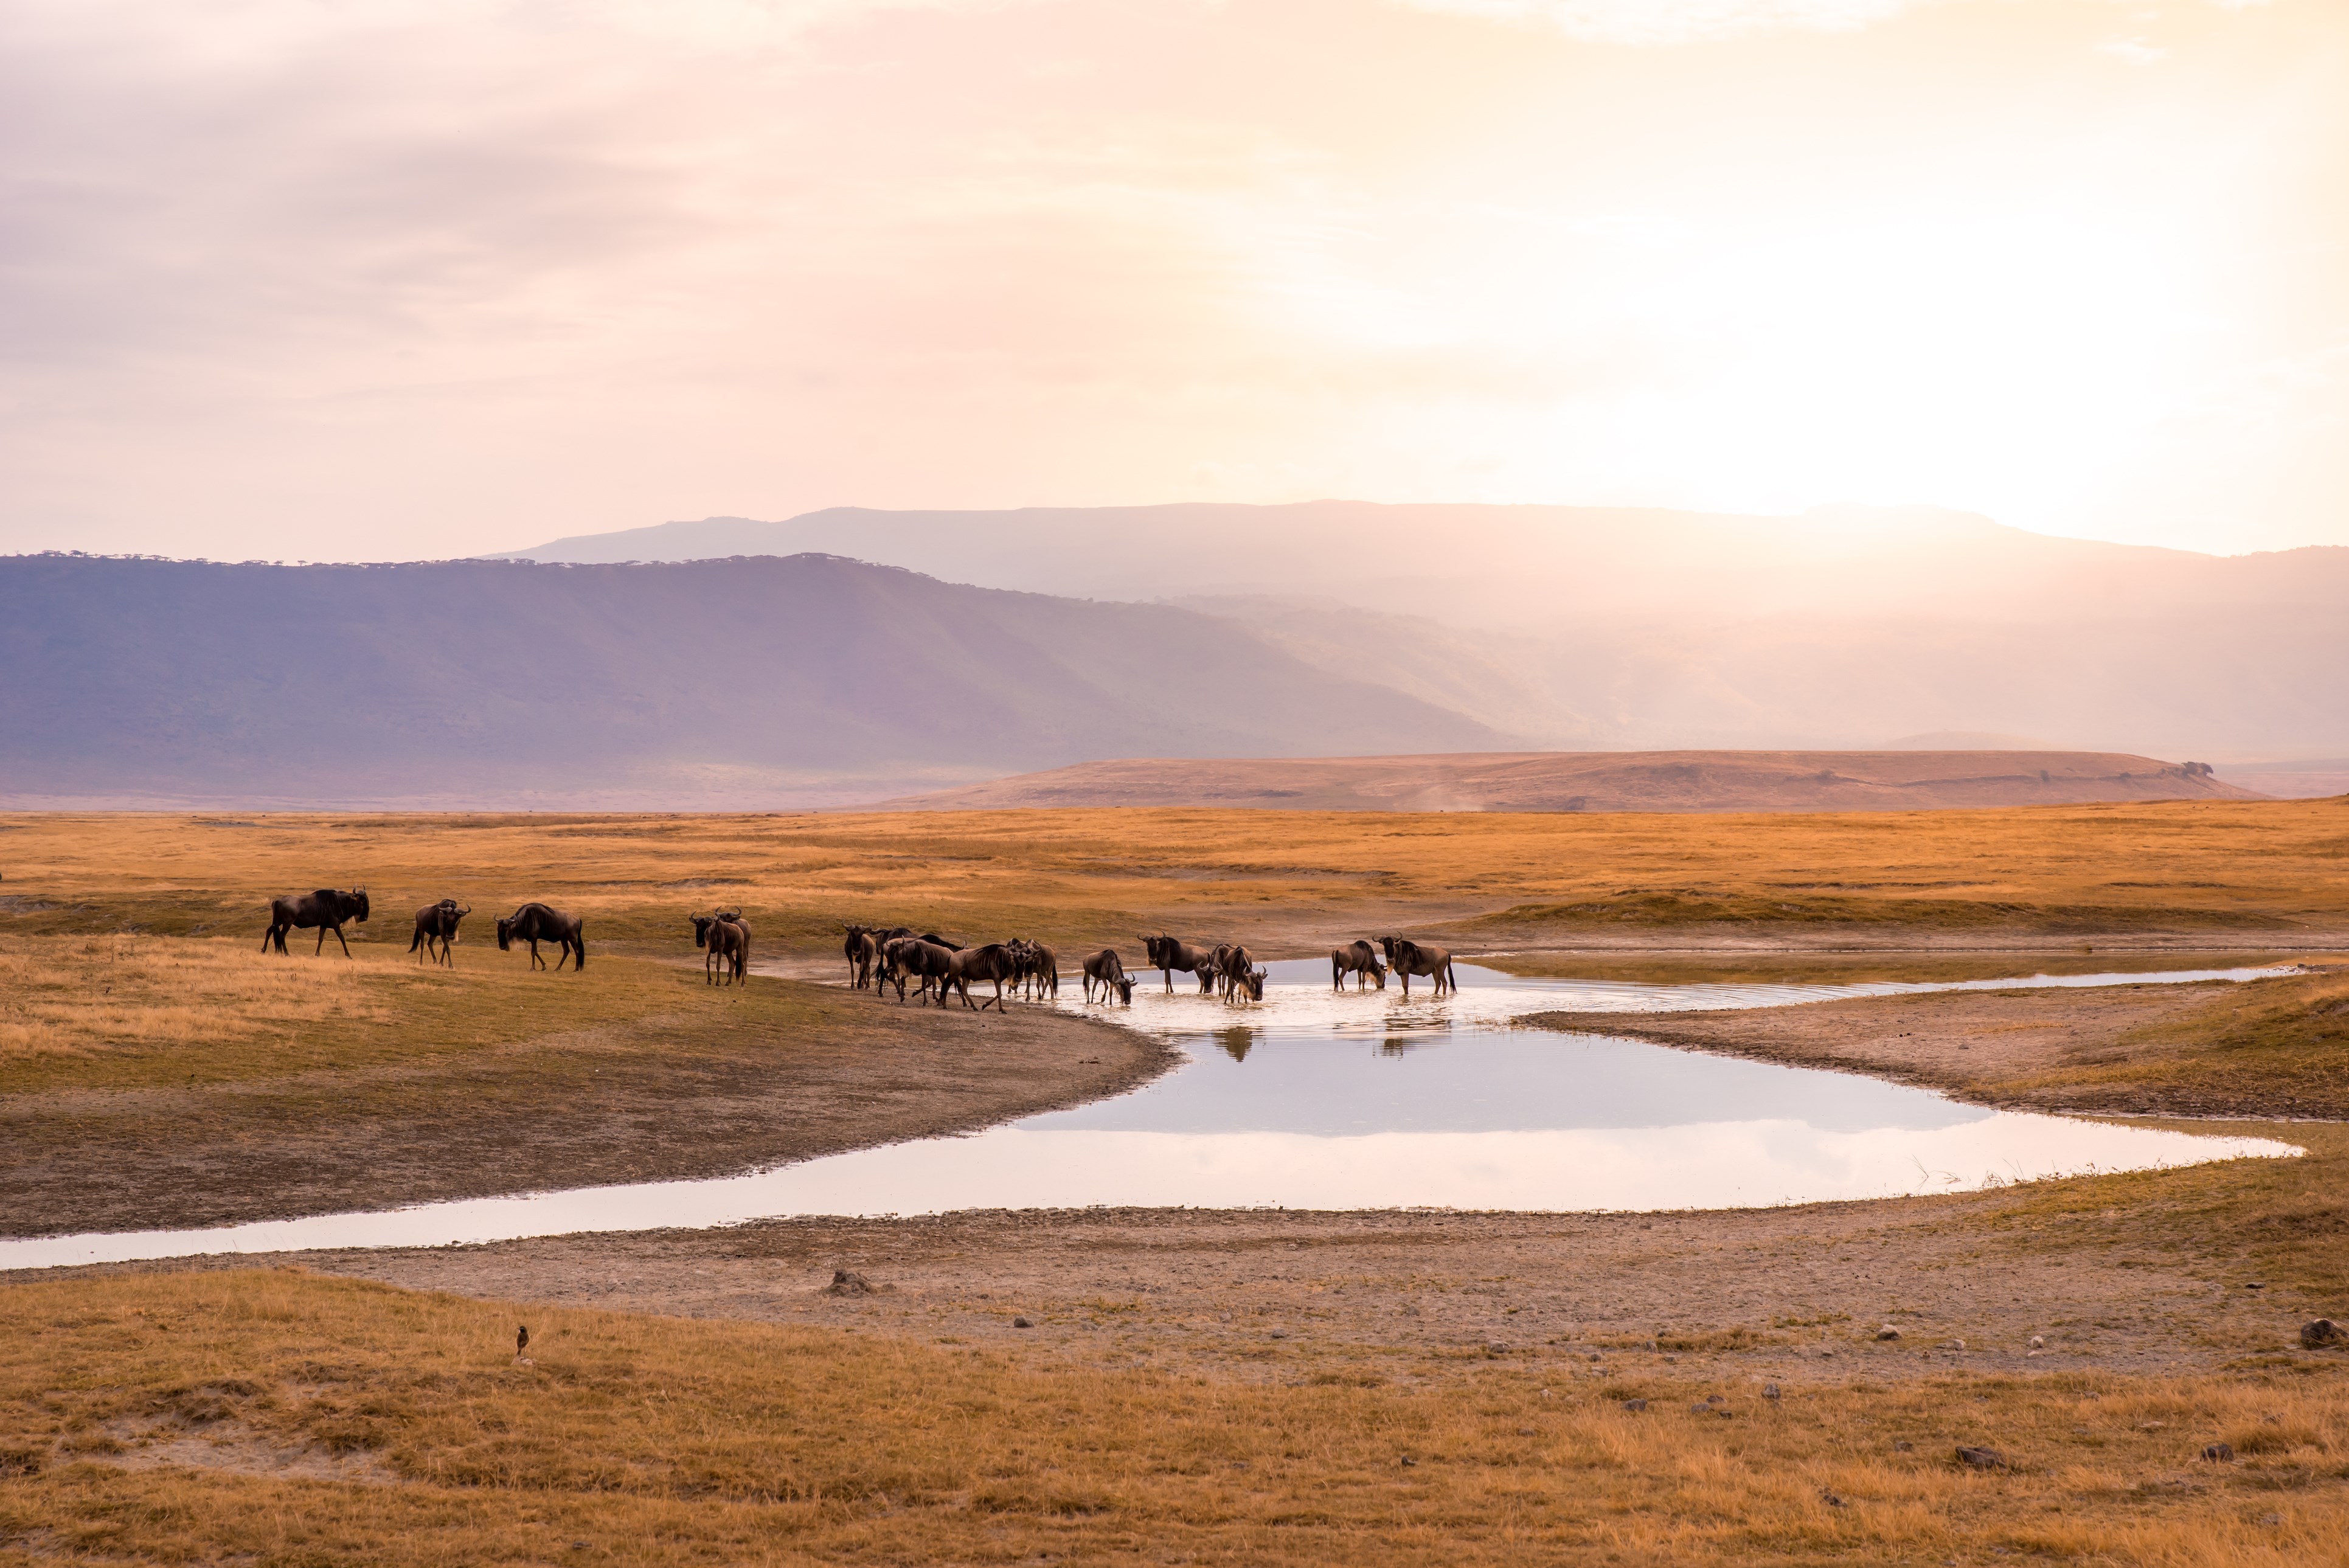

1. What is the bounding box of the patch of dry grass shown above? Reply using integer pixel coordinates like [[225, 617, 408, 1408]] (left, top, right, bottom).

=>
[[0, 935, 830, 1095], [3, 799, 2348, 960], [2, 1269, 2345, 1565]]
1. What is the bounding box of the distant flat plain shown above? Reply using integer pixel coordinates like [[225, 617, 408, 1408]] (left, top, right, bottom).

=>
[[5, 801, 2348, 1563]]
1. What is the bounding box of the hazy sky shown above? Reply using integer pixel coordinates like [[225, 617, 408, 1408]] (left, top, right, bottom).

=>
[[4, 0, 2343, 561]]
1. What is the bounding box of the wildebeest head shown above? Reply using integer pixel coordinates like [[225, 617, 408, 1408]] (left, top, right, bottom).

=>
[[1235, 968, 1266, 1002], [1114, 975, 1134, 1005], [496, 915, 513, 951], [1142, 934, 1169, 966], [690, 914, 716, 949], [344, 887, 370, 923]]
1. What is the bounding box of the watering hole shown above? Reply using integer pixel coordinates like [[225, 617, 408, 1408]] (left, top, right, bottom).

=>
[[0, 961, 2301, 1270]]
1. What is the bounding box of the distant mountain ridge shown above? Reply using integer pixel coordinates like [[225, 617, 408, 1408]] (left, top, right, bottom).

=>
[[0, 553, 1500, 809], [876, 751, 2264, 814]]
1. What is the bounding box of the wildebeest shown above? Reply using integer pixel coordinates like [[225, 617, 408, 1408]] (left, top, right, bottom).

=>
[[262, 887, 369, 957], [707, 914, 749, 985], [1331, 940, 1386, 991], [1378, 935, 1456, 997], [1141, 935, 1219, 993], [1215, 943, 1255, 998], [877, 936, 956, 1003], [1227, 964, 1266, 1002], [942, 942, 1021, 1011], [1015, 940, 1059, 1001], [408, 899, 469, 965], [843, 924, 881, 989], [1082, 948, 1133, 1005], [498, 903, 586, 971]]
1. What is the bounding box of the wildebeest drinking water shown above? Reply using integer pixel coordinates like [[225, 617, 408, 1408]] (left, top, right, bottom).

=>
[[498, 903, 586, 971], [1216, 944, 1265, 1002], [408, 899, 470, 965], [1331, 939, 1387, 991], [1378, 935, 1456, 997], [1082, 948, 1133, 1005], [1142, 935, 1220, 993], [262, 887, 369, 957]]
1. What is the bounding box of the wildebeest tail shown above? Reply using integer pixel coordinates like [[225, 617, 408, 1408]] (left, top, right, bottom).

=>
[[573, 929, 586, 970]]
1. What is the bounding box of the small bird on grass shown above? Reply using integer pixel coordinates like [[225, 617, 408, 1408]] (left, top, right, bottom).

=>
[[516, 1325, 530, 1361]]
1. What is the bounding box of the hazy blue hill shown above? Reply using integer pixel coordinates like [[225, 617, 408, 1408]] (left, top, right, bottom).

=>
[[0, 553, 1502, 807]]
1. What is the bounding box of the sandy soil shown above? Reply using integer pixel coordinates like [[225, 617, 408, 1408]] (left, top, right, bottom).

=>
[[141, 1190, 2321, 1391], [1526, 980, 2334, 1118], [2, 993, 1172, 1237]]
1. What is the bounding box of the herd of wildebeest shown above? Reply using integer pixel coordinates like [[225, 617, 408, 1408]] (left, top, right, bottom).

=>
[[258, 886, 1463, 1005]]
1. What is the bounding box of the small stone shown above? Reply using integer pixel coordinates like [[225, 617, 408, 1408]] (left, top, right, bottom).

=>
[[1763, 1384, 1781, 1400], [2244, 1282, 2265, 1291], [1875, 1325, 1902, 1341], [2299, 1319, 2345, 1350], [2028, 1335, 2045, 1350], [1689, 1401, 1712, 1414], [1621, 1398, 1648, 1413], [827, 1269, 874, 1296], [1705, 1393, 1724, 1404], [1012, 1316, 1033, 1329], [1937, 1339, 1966, 1351], [1893, 1440, 1913, 1452], [1269, 1330, 1287, 1341], [1398, 1455, 1417, 1467], [2260, 1513, 2281, 1527], [1819, 1489, 1847, 1508], [2202, 1443, 2235, 1463], [1955, 1446, 2005, 1469], [1486, 1342, 1509, 1355], [1517, 1427, 1536, 1437]]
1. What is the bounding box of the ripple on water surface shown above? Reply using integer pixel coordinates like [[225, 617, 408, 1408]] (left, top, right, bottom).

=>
[[0, 960, 2302, 1269]]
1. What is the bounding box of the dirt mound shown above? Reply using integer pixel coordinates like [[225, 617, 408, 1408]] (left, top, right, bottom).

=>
[[876, 750, 2267, 814]]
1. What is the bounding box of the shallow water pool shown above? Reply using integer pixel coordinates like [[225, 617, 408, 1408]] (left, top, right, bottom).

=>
[[0, 960, 2300, 1269]]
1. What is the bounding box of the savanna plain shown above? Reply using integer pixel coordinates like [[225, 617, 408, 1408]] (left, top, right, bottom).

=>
[[4, 800, 2349, 1565]]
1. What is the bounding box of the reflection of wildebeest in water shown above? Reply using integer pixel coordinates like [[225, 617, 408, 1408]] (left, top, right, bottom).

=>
[[878, 937, 956, 1003], [1082, 948, 1133, 1005], [1378, 935, 1455, 997], [1331, 940, 1386, 991], [943, 943, 1021, 1011], [1141, 935, 1218, 993], [498, 903, 586, 971], [263, 887, 369, 957], [409, 899, 470, 965]]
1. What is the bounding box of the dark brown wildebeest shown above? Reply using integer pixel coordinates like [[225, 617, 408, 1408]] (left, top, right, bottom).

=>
[[1227, 963, 1266, 1002], [263, 887, 370, 957], [707, 915, 749, 985], [498, 903, 586, 971], [843, 925, 882, 989], [1331, 940, 1386, 991], [1140, 935, 1220, 993], [408, 899, 469, 965], [1081, 948, 1133, 1005], [942, 942, 1021, 1011], [1378, 935, 1456, 997], [1215, 943, 1255, 998], [690, 914, 737, 984], [1020, 940, 1059, 1001], [878, 937, 956, 1003]]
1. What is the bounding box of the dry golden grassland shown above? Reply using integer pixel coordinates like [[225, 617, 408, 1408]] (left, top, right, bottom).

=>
[[3, 1269, 2345, 1567], [2, 797, 2346, 961]]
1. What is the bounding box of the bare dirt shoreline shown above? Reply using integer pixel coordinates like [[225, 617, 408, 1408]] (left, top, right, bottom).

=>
[[2, 985, 1173, 1238]]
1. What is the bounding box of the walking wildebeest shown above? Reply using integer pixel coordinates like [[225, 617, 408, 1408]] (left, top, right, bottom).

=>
[[843, 925, 881, 989], [942, 943, 1021, 1011], [1378, 935, 1456, 997], [690, 914, 743, 984], [498, 903, 586, 971], [1140, 935, 1220, 993], [408, 899, 469, 966], [709, 912, 749, 984], [1331, 939, 1386, 991], [877, 936, 956, 1003], [262, 887, 369, 957], [1018, 940, 1059, 1001], [1082, 948, 1133, 1005]]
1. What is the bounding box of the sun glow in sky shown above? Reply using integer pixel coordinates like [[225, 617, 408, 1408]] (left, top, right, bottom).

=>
[[2, 0, 2344, 560]]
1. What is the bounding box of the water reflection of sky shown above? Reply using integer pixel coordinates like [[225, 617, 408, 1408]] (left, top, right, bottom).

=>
[[0, 960, 2300, 1271]]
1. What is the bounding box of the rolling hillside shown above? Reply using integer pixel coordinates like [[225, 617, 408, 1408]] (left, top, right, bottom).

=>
[[0, 554, 1500, 809], [876, 751, 2265, 814]]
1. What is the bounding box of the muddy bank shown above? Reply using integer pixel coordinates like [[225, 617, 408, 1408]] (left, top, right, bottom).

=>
[[74, 1173, 2336, 1388], [2, 985, 1172, 1237], [1526, 971, 2349, 1119]]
